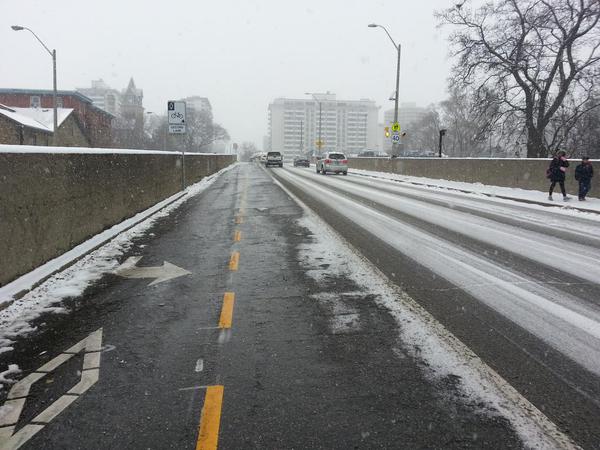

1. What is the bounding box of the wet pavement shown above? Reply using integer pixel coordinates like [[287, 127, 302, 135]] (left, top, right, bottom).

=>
[[0, 162, 585, 449]]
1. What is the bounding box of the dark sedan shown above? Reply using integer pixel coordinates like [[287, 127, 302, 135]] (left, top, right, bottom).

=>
[[293, 158, 310, 167]]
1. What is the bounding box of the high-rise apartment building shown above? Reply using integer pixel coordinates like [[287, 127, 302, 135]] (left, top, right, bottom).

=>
[[183, 96, 212, 117], [268, 92, 379, 159], [76, 79, 121, 116]]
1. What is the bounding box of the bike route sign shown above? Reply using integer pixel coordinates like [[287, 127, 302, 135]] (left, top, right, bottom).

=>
[[168, 100, 186, 134]]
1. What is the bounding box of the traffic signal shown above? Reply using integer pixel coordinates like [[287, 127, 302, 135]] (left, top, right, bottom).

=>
[[384, 127, 390, 138]]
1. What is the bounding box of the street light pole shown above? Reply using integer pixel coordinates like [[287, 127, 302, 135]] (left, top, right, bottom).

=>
[[11, 25, 58, 146], [368, 23, 401, 156], [299, 119, 304, 156], [305, 92, 323, 157], [52, 49, 57, 142]]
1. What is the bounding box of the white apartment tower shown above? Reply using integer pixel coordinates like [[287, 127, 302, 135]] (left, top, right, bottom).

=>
[[268, 93, 379, 159], [183, 96, 212, 116]]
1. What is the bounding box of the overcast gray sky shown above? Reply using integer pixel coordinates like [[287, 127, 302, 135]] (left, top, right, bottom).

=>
[[1, 0, 455, 147]]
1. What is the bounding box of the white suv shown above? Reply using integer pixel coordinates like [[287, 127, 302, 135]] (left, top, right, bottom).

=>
[[265, 151, 283, 167], [316, 152, 348, 175]]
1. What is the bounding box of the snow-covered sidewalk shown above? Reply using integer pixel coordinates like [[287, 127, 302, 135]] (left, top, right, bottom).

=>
[[351, 168, 600, 214]]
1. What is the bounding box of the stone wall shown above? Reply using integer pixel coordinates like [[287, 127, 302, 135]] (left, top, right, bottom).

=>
[[0, 148, 235, 286], [348, 157, 591, 195]]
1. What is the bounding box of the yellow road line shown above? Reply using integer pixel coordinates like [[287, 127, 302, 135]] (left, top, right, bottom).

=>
[[219, 292, 235, 329], [196, 385, 224, 450], [229, 252, 239, 271], [234, 216, 243, 224], [234, 230, 241, 242]]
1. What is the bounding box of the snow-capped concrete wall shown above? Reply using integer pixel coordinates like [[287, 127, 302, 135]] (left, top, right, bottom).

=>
[[348, 157, 588, 194], [0, 146, 235, 288]]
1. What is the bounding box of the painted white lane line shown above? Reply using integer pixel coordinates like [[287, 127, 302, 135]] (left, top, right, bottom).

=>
[[0, 329, 103, 450], [6, 372, 46, 400], [68, 369, 100, 395], [179, 386, 210, 392], [31, 395, 79, 424], [195, 359, 204, 373]]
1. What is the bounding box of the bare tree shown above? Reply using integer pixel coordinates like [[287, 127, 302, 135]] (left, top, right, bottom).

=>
[[441, 85, 500, 156], [558, 92, 600, 156], [438, 0, 600, 157], [409, 106, 442, 153], [146, 110, 230, 152]]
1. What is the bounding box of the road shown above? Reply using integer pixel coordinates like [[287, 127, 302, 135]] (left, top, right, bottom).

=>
[[0, 162, 599, 449]]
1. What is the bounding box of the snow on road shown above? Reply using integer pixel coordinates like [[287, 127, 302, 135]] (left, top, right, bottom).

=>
[[274, 175, 576, 450], [293, 170, 600, 284], [277, 168, 600, 378], [351, 167, 600, 214]]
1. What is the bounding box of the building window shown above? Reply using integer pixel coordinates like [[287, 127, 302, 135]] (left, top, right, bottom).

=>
[[56, 97, 63, 108], [30, 96, 41, 108]]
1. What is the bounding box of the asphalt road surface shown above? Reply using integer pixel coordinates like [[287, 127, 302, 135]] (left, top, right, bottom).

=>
[[0, 162, 599, 449]]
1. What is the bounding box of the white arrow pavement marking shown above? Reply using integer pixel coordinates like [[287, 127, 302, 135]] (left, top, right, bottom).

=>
[[0, 329, 103, 450], [115, 256, 191, 286]]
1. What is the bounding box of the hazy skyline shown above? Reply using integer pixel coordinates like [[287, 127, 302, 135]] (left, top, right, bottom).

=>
[[1, 0, 456, 148]]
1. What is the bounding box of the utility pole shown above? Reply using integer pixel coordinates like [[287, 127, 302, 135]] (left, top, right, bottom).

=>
[[299, 120, 304, 156], [12, 25, 58, 146], [305, 93, 324, 157], [318, 102, 322, 156], [369, 23, 401, 156]]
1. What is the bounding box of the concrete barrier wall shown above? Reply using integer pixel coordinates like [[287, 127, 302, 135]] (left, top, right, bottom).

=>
[[349, 157, 593, 194], [0, 147, 236, 286]]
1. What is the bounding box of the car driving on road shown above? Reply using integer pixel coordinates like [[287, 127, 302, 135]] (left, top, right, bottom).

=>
[[265, 151, 283, 167], [293, 157, 310, 167], [316, 152, 348, 175]]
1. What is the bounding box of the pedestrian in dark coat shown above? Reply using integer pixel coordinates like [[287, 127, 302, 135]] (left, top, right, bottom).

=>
[[575, 156, 594, 201], [548, 150, 570, 201]]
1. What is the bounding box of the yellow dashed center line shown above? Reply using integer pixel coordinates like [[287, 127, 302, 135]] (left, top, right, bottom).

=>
[[228, 252, 239, 271], [196, 385, 224, 450], [234, 230, 241, 242], [218, 292, 235, 329], [234, 216, 243, 224]]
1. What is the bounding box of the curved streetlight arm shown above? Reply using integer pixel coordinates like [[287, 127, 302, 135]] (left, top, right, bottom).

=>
[[12, 26, 53, 56], [369, 24, 398, 50], [369, 22, 402, 155], [12, 24, 58, 143]]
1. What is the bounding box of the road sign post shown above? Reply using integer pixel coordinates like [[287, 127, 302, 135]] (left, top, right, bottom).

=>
[[168, 101, 186, 134], [168, 101, 187, 190]]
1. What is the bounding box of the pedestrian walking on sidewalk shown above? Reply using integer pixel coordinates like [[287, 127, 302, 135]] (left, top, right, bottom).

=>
[[548, 150, 570, 201], [575, 156, 594, 201]]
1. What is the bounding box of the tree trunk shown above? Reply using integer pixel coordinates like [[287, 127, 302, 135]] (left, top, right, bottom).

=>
[[526, 127, 546, 158]]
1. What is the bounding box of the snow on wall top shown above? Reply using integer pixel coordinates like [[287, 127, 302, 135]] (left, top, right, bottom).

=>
[[0, 144, 233, 156]]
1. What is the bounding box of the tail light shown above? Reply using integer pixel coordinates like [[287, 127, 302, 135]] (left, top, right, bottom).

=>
[[342, 159, 348, 164], [325, 159, 332, 163]]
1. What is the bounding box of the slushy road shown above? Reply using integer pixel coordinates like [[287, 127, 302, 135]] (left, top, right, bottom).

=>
[[272, 164, 600, 449]]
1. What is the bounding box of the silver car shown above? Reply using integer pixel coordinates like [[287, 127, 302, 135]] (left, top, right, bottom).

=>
[[316, 152, 348, 175]]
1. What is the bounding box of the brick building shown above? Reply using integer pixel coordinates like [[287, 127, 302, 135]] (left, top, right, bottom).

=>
[[0, 104, 90, 147], [0, 88, 113, 147]]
